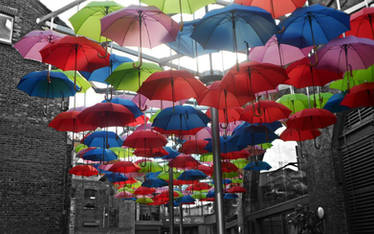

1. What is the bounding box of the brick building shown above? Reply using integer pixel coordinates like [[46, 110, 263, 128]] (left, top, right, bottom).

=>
[[0, 1, 71, 233]]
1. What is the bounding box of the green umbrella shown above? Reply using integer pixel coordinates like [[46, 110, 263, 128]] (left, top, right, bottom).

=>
[[231, 178, 243, 184], [231, 159, 248, 169], [200, 153, 213, 162], [136, 197, 154, 204], [309, 92, 333, 109], [110, 147, 133, 159], [105, 62, 163, 92], [158, 170, 182, 181], [330, 65, 374, 91], [223, 171, 240, 178], [54, 69, 91, 93], [75, 143, 88, 153], [69, 1, 123, 42], [191, 191, 207, 200], [277, 93, 309, 114], [259, 143, 273, 150], [138, 161, 163, 173], [117, 187, 134, 193], [149, 110, 161, 123]]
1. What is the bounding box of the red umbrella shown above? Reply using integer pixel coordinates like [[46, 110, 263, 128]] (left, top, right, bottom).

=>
[[157, 190, 180, 198], [109, 161, 141, 173], [137, 70, 207, 103], [115, 177, 138, 186], [123, 130, 167, 148], [69, 165, 98, 177], [205, 107, 243, 123], [197, 164, 213, 176], [227, 186, 246, 193], [172, 179, 199, 185], [340, 82, 374, 108], [127, 115, 149, 127], [201, 197, 215, 202], [187, 182, 212, 191], [221, 150, 251, 160], [169, 155, 200, 169], [280, 128, 321, 141], [221, 161, 239, 173], [134, 186, 156, 195], [245, 146, 266, 157], [221, 61, 288, 96], [77, 147, 96, 158], [77, 102, 136, 128], [134, 147, 168, 157], [235, 0, 306, 18], [49, 111, 95, 132], [345, 7, 374, 40], [240, 100, 291, 123], [286, 108, 337, 130], [285, 58, 342, 89], [179, 140, 209, 154]]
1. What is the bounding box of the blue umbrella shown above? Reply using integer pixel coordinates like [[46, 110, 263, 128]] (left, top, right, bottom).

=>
[[142, 178, 168, 188], [152, 105, 210, 135], [231, 123, 279, 148], [161, 146, 181, 160], [207, 189, 215, 198], [232, 121, 282, 135], [82, 148, 118, 162], [80, 54, 133, 84], [224, 193, 238, 200], [191, 4, 277, 53], [276, 4, 350, 48], [103, 172, 128, 182], [17, 70, 78, 98], [174, 195, 196, 206], [83, 131, 124, 148], [102, 97, 143, 117], [204, 136, 242, 153], [167, 19, 217, 57], [178, 169, 207, 181], [244, 161, 272, 171], [323, 92, 350, 113], [145, 171, 162, 179], [223, 179, 232, 184]]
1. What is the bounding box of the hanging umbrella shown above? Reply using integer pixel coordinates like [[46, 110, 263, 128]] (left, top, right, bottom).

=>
[[181, 127, 212, 141], [191, 191, 207, 200], [179, 140, 209, 154], [115, 191, 133, 199], [77, 102, 136, 128], [277, 93, 309, 114], [103, 172, 128, 183], [69, 1, 123, 42], [345, 7, 374, 40], [235, 0, 306, 18], [280, 128, 321, 141], [13, 29, 64, 62], [286, 108, 337, 130], [248, 35, 306, 66], [323, 92, 350, 113], [136, 197, 154, 204], [143, 178, 169, 188], [81, 148, 118, 162], [158, 170, 182, 181], [141, 0, 214, 15], [152, 105, 210, 135], [204, 136, 242, 153], [308, 92, 334, 109], [224, 193, 239, 199], [227, 186, 246, 193], [221, 150, 251, 160], [69, 165, 98, 177], [221, 161, 239, 173], [75, 143, 88, 153], [276, 4, 350, 49], [175, 195, 196, 206], [178, 169, 207, 181], [197, 81, 243, 109], [162, 147, 181, 160], [109, 161, 141, 173], [187, 182, 212, 191], [136, 160, 163, 173], [110, 147, 133, 159], [231, 123, 280, 148], [54, 69, 91, 93], [134, 147, 169, 158], [134, 186, 156, 195], [197, 164, 213, 176], [244, 161, 272, 171], [231, 158, 248, 169], [123, 130, 167, 148], [205, 107, 243, 124], [340, 82, 374, 108], [82, 131, 123, 148], [82, 54, 133, 84], [49, 111, 95, 132], [169, 155, 200, 169], [200, 153, 213, 162], [102, 97, 143, 118], [330, 65, 374, 91], [17, 71, 78, 98], [239, 100, 291, 124], [222, 171, 240, 178], [106, 62, 163, 92]]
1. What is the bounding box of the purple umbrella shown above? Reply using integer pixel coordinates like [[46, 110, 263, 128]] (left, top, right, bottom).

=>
[[248, 36, 306, 66], [13, 30, 64, 62], [181, 127, 212, 141], [132, 93, 187, 110]]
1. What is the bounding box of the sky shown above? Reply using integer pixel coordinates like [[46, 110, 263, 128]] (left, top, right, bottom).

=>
[[39, 0, 297, 171]]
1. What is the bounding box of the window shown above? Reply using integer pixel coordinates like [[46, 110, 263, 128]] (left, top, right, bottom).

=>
[[0, 13, 13, 44]]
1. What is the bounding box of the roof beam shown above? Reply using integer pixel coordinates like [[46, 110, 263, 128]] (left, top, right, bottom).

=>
[[36, 0, 87, 24]]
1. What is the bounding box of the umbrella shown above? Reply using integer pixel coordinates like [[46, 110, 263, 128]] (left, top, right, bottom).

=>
[[280, 128, 321, 141], [82, 131, 123, 148], [181, 127, 212, 141], [277, 93, 309, 114], [136, 197, 154, 204], [221, 150, 251, 160], [102, 97, 143, 118], [123, 130, 167, 148], [110, 147, 133, 159], [158, 170, 182, 181], [48, 111, 95, 132], [200, 154, 213, 162], [134, 147, 169, 158], [169, 155, 200, 169], [204, 136, 242, 153], [115, 191, 133, 199], [197, 164, 213, 176], [174, 195, 196, 206], [244, 161, 272, 171], [178, 169, 207, 181], [227, 186, 246, 193], [323, 92, 350, 113], [205, 107, 243, 124], [191, 4, 277, 53], [235, 0, 306, 18], [222, 171, 240, 178], [224, 193, 239, 199], [152, 105, 210, 135], [248, 35, 306, 66], [286, 108, 337, 130], [13, 30, 64, 62], [103, 172, 128, 183], [162, 147, 181, 160], [106, 62, 163, 92], [17, 71, 78, 98], [221, 61, 288, 96], [75, 143, 88, 153], [136, 160, 163, 173], [81, 148, 118, 162], [340, 82, 374, 108], [231, 123, 280, 148], [191, 191, 207, 200], [276, 4, 350, 49], [69, 1, 123, 42], [134, 94, 187, 111], [187, 182, 212, 191], [179, 140, 209, 154], [308, 92, 334, 109], [167, 19, 217, 57], [239, 100, 291, 124], [221, 161, 239, 173], [109, 161, 141, 173], [231, 158, 248, 169], [141, 0, 214, 14], [69, 165, 98, 177], [330, 65, 374, 91], [137, 70, 207, 103], [77, 102, 136, 128], [82, 54, 133, 84], [134, 186, 156, 195], [54, 69, 91, 93], [345, 7, 374, 40], [285, 58, 343, 89]]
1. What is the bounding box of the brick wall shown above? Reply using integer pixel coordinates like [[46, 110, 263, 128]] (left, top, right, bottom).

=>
[[0, 0, 71, 233]]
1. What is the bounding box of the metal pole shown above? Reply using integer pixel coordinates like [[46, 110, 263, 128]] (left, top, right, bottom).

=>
[[168, 166, 175, 234], [36, 0, 87, 24], [210, 107, 225, 234], [179, 203, 184, 234]]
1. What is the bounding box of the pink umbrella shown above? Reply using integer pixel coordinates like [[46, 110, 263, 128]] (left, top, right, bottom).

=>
[[133, 93, 187, 110], [181, 127, 212, 141], [115, 191, 133, 199], [13, 30, 64, 62], [248, 36, 306, 66]]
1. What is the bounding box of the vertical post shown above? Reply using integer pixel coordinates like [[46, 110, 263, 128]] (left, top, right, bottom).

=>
[[210, 107, 225, 234], [168, 166, 175, 234], [179, 203, 184, 234]]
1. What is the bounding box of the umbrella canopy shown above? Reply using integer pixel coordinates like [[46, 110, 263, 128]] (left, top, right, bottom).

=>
[[239, 100, 291, 124], [277, 93, 309, 114], [115, 191, 133, 199], [136, 160, 163, 173], [101, 5, 179, 48], [276, 4, 350, 48], [179, 140, 209, 154], [224, 193, 239, 199], [197, 164, 213, 176], [13, 30, 64, 62], [221, 150, 251, 160], [75, 143, 88, 153], [109, 161, 141, 173], [175, 195, 196, 205], [204, 136, 242, 153], [169, 155, 200, 169], [55, 69, 91, 93], [17, 71, 78, 98], [123, 130, 167, 148], [205, 107, 243, 123], [81, 148, 118, 162], [248, 35, 306, 66], [152, 105, 210, 135], [345, 7, 374, 40], [142, 177, 169, 188], [158, 170, 182, 181], [244, 161, 272, 171], [329, 65, 374, 91], [187, 182, 212, 191], [134, 186, 156, 195], [221, 161, 239, 173], [136, 197, 154, 204], [181, 127, 212, 141], [103, 172, 128, 183], [235, 0, 306, 18], [141, 0, 214, 14], [134, 147, 169, 158], [69, 165, 98, 177], [323, 92, 350, 113], [83, 131, 124, 148], [178, 169, 207, 181], [231, 158, 249, 169], [280, 128, 321, 141], [77, 102, 136, 128], [49, 111, 95, 132], [309, 92, 334, 109], [286, 108, 337, 130], [162, 146, 181, 160], [102, 97, 143, 118], [340, 82, 374, 108], [231, 123, 280, 148], [227, 186, 246, 193], [191, 4, 277, 52], [69, 1, 123, 42]]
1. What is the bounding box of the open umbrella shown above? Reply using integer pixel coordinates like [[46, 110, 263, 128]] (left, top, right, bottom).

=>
[[49, 111, 95, 132], [179, 140, 209, 154], [162, 147, 181, 160], [82, 131, 123, 148], [123, 130, 167, 149], [323, 92, 350, 113], [103, 172, 128, 183], [345, 7, 374, 40], [102, 97, 143, 118], [221, 150, 251, 160], [69, 165, 98, 177], [280, 128, 321, 141], [197, 81, 243, 109], [340, 82, 374, 108], [134, 186, 156, 195], [197, 164, 213, 176], [175, 195, 196, 206], [244, 161, 272, 171], [224, 193, 239, 199], [136, 197, 154, 204], [205, 107, 243, 124], [109, 161, 141, 173], [329, 65, 374, 91], [187, 182, 212, 191], [231, 122, 280, 148], [75, 144, 88, 153], [286, 108, 337, 130], [231, 158, 249, 169], [239, 100, 291, 124], [54, 69, 91, 93], [227, 186, 246, 193], [178, 169, 207, 181], [134, 147, 169, 158], [235, 0, 306, 18], [221, 161, 239, 173], [169, 155, 200, 169], [81, 148, 117, 162], [277, 93, 309, 114], [136, 160, 163, 173]]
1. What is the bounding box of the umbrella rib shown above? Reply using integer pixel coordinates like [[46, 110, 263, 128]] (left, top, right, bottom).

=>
[[141, 16, 154, 49]]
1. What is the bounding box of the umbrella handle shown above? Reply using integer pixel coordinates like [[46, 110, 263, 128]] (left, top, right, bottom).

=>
[[42, 99, 49, 117], [252, 102, 263, 117], [98, 41, 110, 59], [310, 48, 319, 67], [60, 97, 69, 112], [104, 86, 113, 101], [277, 26, 285, 34], [313, 137, 321, 150], [139, 105, 147, 112], [219, 122, 228, 130]]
